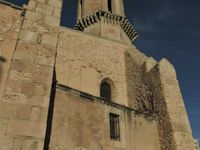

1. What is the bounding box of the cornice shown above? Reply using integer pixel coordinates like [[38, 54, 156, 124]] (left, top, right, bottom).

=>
[[74, 11, 138, 42]]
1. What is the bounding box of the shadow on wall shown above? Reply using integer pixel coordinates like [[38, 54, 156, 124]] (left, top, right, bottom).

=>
[[0, 56, 6, 63], [0, 56, 6, 82]]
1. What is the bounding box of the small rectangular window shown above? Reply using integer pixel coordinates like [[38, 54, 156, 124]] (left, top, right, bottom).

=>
[[109, 113, 120, 141]]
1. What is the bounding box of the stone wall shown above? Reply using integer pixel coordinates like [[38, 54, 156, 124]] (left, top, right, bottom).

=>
[[145, 59, 196, 150], [124, 48, 156, 115], [0, 0, 63, 149], [49, 86, 161, 150], [0, 3, 23, 99], [0, 0, 196, 150], [56, 27, 130, 106]]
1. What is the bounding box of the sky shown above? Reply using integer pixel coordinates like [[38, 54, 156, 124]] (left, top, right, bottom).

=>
[[5, 0, 200, 141]]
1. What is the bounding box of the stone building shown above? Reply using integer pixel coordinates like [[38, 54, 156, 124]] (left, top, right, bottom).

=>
[[0, 0, 197, 149]]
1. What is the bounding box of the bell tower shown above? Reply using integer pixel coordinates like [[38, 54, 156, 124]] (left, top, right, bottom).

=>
[[75, 0, 137, 44]]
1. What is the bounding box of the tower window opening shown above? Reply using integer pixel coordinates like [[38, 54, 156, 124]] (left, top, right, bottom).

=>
[[80, 0, 82, 7], [110, 113, 120, 141], [108, 0, 112, 12], [100, 82, 111, 101]]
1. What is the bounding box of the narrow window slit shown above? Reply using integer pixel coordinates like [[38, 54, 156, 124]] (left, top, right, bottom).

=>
[[108, 0, 112, 12]]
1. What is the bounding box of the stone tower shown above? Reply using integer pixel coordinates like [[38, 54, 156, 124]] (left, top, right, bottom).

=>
[[75, 0, 137, 44], [0, 0, 197, 150]]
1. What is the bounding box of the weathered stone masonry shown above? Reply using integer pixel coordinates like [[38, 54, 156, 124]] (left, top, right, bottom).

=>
[[0, 0, 62, 149], [0, 0, 197, 150]]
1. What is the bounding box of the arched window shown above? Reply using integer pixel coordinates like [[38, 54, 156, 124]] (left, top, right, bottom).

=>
[[100, 82, 111, 101]]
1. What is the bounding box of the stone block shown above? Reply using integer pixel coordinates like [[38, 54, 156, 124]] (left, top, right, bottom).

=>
[[25, 10, 43, 22], [19, 30, 38, 43], [48, 0, 63, 8], [35, 55, 55, 67], [3, 91, 27, 104], [9, 70, 32, 81], [0, 118, 9, 136], [53, 8, 61, 18], [0, 102, 16, 119], [13, 50, 35, 63], [173, 132, 195, 147], [35, 3, 54, 16], [33, 83, 51, 97], [12, 137, 23, 150], [31, 106, 42, 122], [80, 67, 99, 96], [21, 138, 44, 150], [12, 43, 36, 63], [12, 137, 44, 150], [44, 16, 60, 27], [22, 19, 33, 30], [7, 119, 46, 138], [27, 1, 36, 11], [27, 96, 49, 107], [36, 0, 46, 3], [16, 104, 32, 120], [0, 136, 13, 150], [37, 107, 48, 123], [41, 33, 58, 48], [143, 57, 157, 73], [158, 58, 176, 78]]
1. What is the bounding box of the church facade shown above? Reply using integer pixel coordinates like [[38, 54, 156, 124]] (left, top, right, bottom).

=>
[[0, 0, 197, 149]]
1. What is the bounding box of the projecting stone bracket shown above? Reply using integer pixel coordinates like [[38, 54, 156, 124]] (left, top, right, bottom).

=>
[[74, 11, 138, 42]]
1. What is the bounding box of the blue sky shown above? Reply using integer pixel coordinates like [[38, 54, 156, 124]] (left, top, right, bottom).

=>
[[6, 0, 200, 141]]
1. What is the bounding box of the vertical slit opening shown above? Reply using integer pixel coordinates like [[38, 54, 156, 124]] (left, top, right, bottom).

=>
[[108, 0, 112, 12], [80, 0, 82, 7]]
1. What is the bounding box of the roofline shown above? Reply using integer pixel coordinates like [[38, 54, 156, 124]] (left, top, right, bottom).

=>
[[0, 0, 23, 10], [57, 83, 156, 119]]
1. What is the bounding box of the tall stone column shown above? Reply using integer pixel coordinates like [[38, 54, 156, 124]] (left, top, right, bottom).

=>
[[0, 0, 63, 149], [147, 58, 196, 150]]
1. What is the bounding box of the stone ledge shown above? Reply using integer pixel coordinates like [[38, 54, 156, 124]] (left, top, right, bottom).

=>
[[57, 83, 156, 119]]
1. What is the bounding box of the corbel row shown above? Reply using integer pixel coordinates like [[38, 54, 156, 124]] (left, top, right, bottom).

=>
[[74, 11, 138, 42], [120, 18, 138, 41]]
